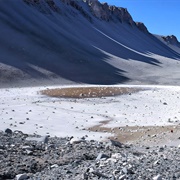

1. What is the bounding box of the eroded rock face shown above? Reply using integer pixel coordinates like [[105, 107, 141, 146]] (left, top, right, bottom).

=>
[[90, 1, 110, 21], [85, 0, 134, 24], [69, 0, 92, 21], [23, 0, 146, 29], [110, 6, 134, 25], [162, 35, 180, 45], [23, 0, 60, 13], [136, 22, 149, 33], [23, 0, 150, 32]]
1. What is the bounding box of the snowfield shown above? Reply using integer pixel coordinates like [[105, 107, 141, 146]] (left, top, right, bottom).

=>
[[1, 85, 180, 142]]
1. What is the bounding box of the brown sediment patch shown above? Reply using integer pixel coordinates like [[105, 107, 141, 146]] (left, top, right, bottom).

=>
[[41, 87, 142, 98], [89, 122, 180, 146]]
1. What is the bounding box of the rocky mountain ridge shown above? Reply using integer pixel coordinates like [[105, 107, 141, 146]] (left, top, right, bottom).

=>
[[162, 35, 180, 46], [23, 0, 180, 39], [23, 0, 150, 32]]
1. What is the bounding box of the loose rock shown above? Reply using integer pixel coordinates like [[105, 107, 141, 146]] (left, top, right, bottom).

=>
[[0, 131, 179, 180], [16, 173, 28, 180], [153, 174, 162, 180], [5, 128, 12, 134]]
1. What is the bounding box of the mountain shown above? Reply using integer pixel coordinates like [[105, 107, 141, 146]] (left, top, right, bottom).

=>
[[0, 0, 180, 87], [155, 34, 180, 54]]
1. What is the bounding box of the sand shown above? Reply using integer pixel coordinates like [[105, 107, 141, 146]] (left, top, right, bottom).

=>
[[89, 122, 180, 147], [41, 87, 142, 98]]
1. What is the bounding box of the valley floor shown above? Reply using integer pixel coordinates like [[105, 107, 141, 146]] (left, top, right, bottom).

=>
[[0, 85, 180, 146]]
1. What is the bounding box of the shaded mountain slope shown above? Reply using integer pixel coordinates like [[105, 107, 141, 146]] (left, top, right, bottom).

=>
[[0, 0, 180, 87], [155, 34, 180, 54]]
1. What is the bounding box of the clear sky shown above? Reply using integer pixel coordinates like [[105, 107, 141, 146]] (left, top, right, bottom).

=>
[[99, 0, 180, 41]]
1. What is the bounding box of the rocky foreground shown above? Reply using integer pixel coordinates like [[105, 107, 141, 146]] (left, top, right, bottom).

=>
[[0, 129, 180, 180]]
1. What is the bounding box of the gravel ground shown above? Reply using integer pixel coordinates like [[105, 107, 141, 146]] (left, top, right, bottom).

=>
[[0, 129, 180, 180]]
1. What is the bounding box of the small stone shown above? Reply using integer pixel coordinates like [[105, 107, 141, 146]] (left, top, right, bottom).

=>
[[119, 175, 126, 180], [0, 145, 4, 150], [122, 167, 128, 174], [111, 153, 121, 159], [70, 137, 86, 144], [122, 158, 127, 163], [16, 173, 28, 180], [113, 169, 120, 175], [107, 139, 123, 148], [41, 135, 49, 144], [151, 134, 157, 138], [89, 168, 108, 178], [175, 172, 180, 178], [159, 147, 164, 152], [82, 172, 88, 180], [153, 174, 162, 180], [105, 158, 117, 163], [153, 160, 160, 166], [26, 135, 49, 143], [66, 170, 72, 174], [5, 128, 12, 134], [26, 150, 33, 155], [51, 164, 59, 168], [22, 146, 33, 151], [132, 151, 144, 156], [96, 153, 110, 160], [45, 144, 55, 150]]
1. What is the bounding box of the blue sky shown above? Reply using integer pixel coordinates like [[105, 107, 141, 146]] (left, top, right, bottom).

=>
[[99, 0, 180, 41]]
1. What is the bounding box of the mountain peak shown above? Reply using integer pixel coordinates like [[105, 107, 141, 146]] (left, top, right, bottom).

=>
[[23, 0, 138, 26], [85, 0, 135, 24], [135, 22, 149, 33], [161, 35, 180, 46]]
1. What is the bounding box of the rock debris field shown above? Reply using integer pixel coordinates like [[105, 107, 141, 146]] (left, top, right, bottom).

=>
[[0, 85, 180, 179], [0, 129, 180, 180]]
